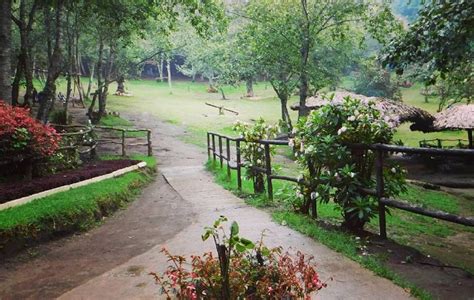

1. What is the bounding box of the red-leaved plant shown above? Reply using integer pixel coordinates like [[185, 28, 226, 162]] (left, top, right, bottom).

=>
[[150, 216, 329, 299], [0, 101, 60, 157]]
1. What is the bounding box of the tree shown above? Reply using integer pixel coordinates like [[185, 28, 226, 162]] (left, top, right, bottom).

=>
[[353, 59, 401, 100], [11, 0, 39, 107], [382, 1, 474, 82], [0, 0, 12, 104], [242, 0, 399, 120]]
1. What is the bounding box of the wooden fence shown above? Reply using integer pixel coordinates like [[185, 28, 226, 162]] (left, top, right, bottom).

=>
[[207, 131, 474, 239], [419, 138, 468, 149], [54, 124, 152, 157]]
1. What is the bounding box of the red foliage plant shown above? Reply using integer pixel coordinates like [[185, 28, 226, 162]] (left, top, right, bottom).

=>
[[0, 101, 60, 157], [150, 217, 330, 299]]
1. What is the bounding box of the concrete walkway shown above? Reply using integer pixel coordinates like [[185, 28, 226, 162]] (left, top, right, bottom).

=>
[[59, 113, 410, 299]]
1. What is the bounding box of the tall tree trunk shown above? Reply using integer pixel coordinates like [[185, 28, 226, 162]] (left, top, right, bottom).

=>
[[167, 58, 172, 93], [37, 0, 63, 123], [98, 44, 115, 117], [11, 60, 23, 106], [158, 55, 164, 82], [0, 0, 12, 104], [298, 0, 311, 119], [86, 63, 94, 98], [245, 78, 254, 97], [116, 75, 125, 93]]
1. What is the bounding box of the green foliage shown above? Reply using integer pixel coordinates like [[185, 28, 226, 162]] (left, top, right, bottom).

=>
[[292, 96, 406, 229], [233, 118, 279, 193], [382, 0, 473, 84], [242, 0, 400, 118], [353, 59, 401, 100]]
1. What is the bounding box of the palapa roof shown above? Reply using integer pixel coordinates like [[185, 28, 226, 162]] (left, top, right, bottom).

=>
[[433, 104, 474, 130], [291, 91, 435, 128]]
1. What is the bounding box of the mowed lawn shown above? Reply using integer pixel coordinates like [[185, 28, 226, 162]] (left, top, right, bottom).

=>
[[104, 79, 464, 147]]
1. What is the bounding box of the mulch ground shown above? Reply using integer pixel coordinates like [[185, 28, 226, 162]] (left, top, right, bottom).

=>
[[0, 159, 140, 204]]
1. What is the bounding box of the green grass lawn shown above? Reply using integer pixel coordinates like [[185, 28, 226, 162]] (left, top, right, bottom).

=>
[[0, 155, 156, 254]]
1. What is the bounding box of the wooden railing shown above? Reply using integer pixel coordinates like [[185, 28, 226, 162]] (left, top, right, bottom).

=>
[[207, 132, 474, 239], [53, 124, 152, 157], [419, 138, 468, 149]]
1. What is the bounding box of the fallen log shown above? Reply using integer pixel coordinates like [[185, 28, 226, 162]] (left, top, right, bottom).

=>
[[205, 102, 239, 115]]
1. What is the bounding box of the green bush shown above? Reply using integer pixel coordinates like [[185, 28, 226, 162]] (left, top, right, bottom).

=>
[[292, 96, 406, 230]]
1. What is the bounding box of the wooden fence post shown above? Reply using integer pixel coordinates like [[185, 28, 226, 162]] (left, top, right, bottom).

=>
[[212, 134, 216, 162], [236, 139, 242, 190], [147, 130, 152, 157], [264, 143, 273, 200], [121, 129, 126, 157], [219, 136, 223, 168], [226, 137, 231, 178], [207, 133, 211, 159], [376, 148, 387, 239]]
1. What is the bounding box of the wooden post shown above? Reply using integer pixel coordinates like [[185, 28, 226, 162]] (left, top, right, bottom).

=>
[[212, 134, 216, 162], [376, 149, 386, 239], [264, 143, 273, 200], [226, 138, 231, 178], [147, 130, 152, 157], [219, 136, 223, 168], [236, 139, 242, 190], [207, 132, 211, 159], [90, 127, 96, 159], [121, 129, 126, 157], [468, 129, 473, 149]]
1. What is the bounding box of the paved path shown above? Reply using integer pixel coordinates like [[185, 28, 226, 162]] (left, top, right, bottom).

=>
[[59, 113, 410, 299]]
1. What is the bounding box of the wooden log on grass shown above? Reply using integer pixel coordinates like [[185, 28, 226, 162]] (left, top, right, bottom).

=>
[[205, 102, 239, 115]]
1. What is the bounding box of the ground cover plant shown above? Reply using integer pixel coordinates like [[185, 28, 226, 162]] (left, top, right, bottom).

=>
[[0, 155, 156, 257], [151, 216, 327, 299]]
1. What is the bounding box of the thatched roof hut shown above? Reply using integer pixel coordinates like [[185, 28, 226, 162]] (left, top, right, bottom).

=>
[[433, 104, 474, 148], [291, 91, 434, 129]]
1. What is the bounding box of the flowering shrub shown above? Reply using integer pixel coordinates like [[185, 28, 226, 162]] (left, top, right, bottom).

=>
[[0, 101, 60, 158], [291, 96, 406, 230], [233, 118, 279, 193], [151, 216, 328, 299]]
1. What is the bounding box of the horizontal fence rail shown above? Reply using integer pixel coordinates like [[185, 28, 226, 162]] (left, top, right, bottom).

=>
[[207, 131, 474, 239], [53, 124, 153, 157]]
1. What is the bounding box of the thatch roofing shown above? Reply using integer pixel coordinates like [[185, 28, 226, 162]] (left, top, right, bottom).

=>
[[291, 91, 435, 128], [433, 104, 474, 130]]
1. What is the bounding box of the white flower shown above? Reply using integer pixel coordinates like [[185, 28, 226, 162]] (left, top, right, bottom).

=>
[[288, 139, 295, 147], [257, 159, 262, 164], [391, 167, 397, 174], [348, 116, 356, 121], [350, 172, 356, 178], [310, 192, 319, 200], [337, 126, 347, 135], [334, 172, 339, 178]]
